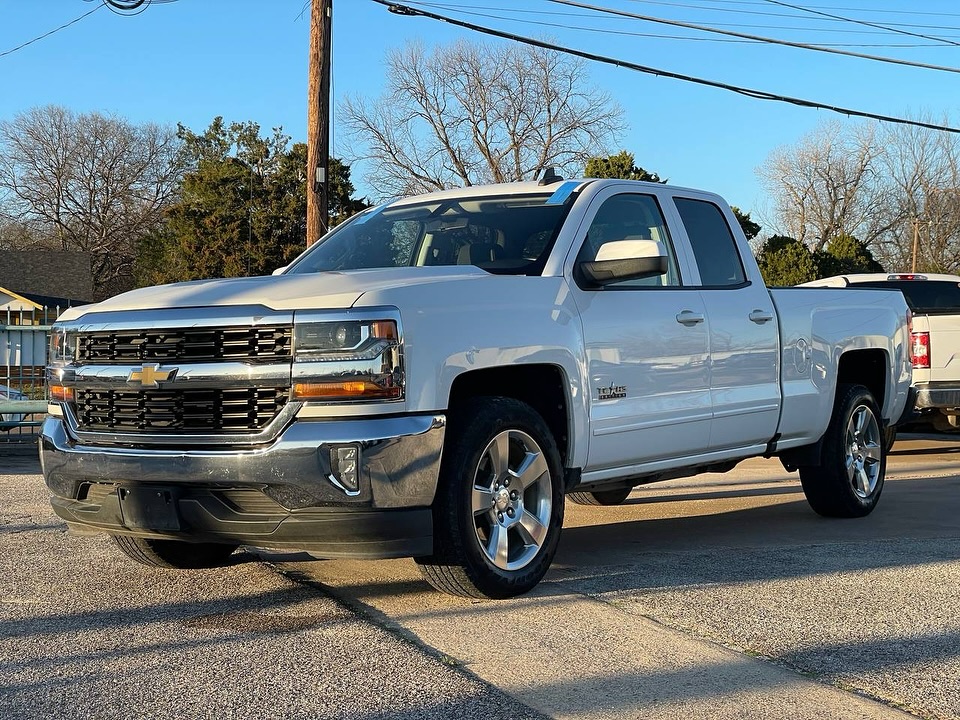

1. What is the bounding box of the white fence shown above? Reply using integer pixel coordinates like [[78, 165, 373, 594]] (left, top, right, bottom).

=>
[[0, 307, 59, 442]]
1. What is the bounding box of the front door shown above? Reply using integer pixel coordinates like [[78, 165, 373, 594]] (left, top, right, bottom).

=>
[[570, 189, 712, 473]]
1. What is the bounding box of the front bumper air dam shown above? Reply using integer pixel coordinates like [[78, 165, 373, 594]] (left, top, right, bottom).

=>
[[39, 413, 445, 559]]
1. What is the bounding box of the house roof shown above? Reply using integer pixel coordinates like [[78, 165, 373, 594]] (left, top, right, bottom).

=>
[[0, 287, 42, 311], [16, 289, 89, 309]]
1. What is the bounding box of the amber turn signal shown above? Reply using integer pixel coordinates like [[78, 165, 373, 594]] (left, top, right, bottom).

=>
[[50, 385, 75, 402], [293, 381, 401, 400]]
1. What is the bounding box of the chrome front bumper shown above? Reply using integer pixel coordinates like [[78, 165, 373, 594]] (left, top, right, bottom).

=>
[[39, 413, 445, 558]]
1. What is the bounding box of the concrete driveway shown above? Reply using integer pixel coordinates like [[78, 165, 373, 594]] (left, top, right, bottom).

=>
[[2, 434, 958, 719], [272, 434, 960, 720]]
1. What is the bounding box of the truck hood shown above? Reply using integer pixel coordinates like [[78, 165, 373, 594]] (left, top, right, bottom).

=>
[[59, 267, 490, 321]]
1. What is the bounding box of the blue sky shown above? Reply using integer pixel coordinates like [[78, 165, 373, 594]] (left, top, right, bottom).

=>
[[3, 0, 960, 227]]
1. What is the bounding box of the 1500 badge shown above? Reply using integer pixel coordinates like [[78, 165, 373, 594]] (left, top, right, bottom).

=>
[[597, 384, 627, 400]]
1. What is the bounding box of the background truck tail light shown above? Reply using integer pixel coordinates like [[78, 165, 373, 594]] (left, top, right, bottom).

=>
[[911, 331, 930, 368]]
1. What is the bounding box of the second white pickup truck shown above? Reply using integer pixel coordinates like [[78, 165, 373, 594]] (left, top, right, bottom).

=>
[[41, 177, 912, 599]]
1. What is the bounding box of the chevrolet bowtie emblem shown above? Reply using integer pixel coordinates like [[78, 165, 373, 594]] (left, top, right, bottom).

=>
[[128, 364, 177, 388]]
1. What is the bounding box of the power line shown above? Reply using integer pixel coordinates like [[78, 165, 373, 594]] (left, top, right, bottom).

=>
[[629, 0, 960, 29], [551, 0, 960, 76], [375, 0, 960, 135], [410, 2, 960, 48], [0, 3, 104, 59], [762, 0, 960, 47]]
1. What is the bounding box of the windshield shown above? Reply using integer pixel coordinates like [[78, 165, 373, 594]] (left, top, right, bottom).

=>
[[286, 192, 573, 276]]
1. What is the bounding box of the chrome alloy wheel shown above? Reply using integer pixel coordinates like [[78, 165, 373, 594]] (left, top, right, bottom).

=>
[[845, 403, 882, 498], [470, 429, 553, 572]]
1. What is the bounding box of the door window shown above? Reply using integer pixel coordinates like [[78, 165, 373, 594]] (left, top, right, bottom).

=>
[[577, 193, 681, 287], [674, 198, 746, 287]]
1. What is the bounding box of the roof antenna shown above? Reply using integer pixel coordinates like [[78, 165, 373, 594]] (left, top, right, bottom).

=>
[[537, 167, 564, 186]]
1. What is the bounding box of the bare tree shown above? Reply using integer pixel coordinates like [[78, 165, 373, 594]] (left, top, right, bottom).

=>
[[876, 118, 960, 272], [0, 105, 184, 299], [758, 121, 894, 253], [758, 118, 960, 273], [341, 40, 625, 198]]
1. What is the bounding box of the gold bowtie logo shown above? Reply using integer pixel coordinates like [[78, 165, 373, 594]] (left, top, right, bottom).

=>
[[128, 364, 176, 388]]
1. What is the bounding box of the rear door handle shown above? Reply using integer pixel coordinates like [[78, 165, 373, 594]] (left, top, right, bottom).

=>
[[676, 310, 705, 326], [749, 310, 775, 324]]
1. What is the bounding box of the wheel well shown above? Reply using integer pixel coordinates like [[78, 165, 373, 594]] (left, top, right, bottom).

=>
[[837, 349, 886, 411], [447, 365, 570, 465]]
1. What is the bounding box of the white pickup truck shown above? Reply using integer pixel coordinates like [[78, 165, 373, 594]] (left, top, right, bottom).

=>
[[41, 178, 912, 599], [803, 273, 960, 439]]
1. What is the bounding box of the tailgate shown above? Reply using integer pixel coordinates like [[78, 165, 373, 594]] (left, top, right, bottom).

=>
[[920, 313, 960, 383]]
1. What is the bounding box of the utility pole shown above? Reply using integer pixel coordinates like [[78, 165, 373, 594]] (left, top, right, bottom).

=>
[[307, 0, 332, 246], [912, 216, 920, 273]]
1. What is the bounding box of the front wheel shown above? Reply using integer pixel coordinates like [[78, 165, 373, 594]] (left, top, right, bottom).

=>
[[799, 384, 885, 518], [111, 535, 239, 569], [416, 397, 564, 599]]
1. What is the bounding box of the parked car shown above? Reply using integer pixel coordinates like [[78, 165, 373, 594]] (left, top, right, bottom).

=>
[[0, 384, 26, 429], [41, 178, 912, 599], [802, 272, 960, 440]]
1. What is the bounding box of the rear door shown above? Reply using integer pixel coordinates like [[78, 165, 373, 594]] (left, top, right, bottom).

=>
[[668, 194, 781, 452]]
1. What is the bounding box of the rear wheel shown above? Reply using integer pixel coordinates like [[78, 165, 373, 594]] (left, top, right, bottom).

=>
[[111, 535, 239, 569], [416, 397, 564, 599], [567, 487, 632, 506], [799, 384, 885, 518]]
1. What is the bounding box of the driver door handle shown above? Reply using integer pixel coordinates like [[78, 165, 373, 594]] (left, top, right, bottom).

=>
[[749, 309, 775, 324], [676, 310, 705, 326]]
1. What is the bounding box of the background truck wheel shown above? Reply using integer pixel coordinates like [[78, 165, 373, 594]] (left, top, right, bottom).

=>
[[567, 487, 632, 506], [111, 535, 239, 569], [416, 397, 564, 599], [799, 383, 885, 518]]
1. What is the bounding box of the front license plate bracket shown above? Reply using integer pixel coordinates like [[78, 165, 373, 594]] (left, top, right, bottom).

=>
[[119, 486, 182, 531]]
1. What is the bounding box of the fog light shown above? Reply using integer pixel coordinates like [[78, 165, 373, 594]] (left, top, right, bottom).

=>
[[328, 445, 360, 495]]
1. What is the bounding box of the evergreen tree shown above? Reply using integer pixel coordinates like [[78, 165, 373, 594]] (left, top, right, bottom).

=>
[[584, 151, 664, 183], [136, 118, 365, 285]]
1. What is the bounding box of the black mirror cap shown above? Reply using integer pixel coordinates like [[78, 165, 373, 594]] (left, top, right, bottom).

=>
[[575, 255, 668, 288]]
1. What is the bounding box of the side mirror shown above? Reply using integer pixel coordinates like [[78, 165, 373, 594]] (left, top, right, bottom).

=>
[[576, 239, 668, 288], [271, 266, 288, 276]]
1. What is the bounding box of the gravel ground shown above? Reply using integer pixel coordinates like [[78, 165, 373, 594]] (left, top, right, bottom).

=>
[[0, 453, 547, 720]]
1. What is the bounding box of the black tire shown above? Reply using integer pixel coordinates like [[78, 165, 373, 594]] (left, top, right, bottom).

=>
[[799, 384, 885, 518], [111, 535, 239, 569], [567, 487, 632, 506], [416, 397, 564, 599]]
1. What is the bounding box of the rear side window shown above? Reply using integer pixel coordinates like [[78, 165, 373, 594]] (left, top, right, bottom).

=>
[[674, 198, 746, 287], [856, 280, 960, 314]]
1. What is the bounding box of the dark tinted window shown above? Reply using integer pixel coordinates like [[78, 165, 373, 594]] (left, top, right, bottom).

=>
[[576, 193, 681, 287], [854, 280, 960, 314], [674, 198, 746, 287]]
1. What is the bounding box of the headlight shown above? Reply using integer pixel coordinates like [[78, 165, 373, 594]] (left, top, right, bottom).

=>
[[48, 327, 78, 404], [49, 328, 78, 365], [294, 320, 396, 362], [292, 313, 403, 402]]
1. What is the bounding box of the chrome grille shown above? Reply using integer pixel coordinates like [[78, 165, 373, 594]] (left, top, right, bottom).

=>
[[77, 326, 293, 364], [73, 387, 290, 433]]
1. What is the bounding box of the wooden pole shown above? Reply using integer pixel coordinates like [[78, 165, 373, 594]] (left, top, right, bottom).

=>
[[911, 217, 919, 273], [307, 0, 332, 246]]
